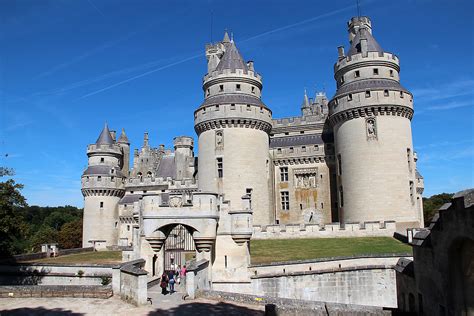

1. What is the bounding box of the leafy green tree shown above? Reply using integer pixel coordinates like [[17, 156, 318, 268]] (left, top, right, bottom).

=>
[[422, 193, 454, 226], [58, 219, 83, 249], [0, 179, 28, 256]]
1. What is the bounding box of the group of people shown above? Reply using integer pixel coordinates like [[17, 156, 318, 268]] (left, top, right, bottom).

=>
[[160, 265, 186, 295]]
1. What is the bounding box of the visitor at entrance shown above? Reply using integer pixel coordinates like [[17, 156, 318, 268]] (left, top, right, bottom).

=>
[[160, 272, 168, 295], [180, 265, 187, 287], [168, 270, 175, 294]]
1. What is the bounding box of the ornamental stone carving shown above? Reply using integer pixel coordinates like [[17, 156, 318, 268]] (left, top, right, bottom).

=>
[[169, 196, 183, 207], [366, 117, 377, 140]]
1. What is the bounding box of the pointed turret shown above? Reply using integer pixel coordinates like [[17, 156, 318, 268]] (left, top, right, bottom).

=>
[[215, 40, 248, 73], [117, 128, 129, 144], [222, 31, 231, 43], [302, 89, 310, 107], [96, 123, 114, 145]]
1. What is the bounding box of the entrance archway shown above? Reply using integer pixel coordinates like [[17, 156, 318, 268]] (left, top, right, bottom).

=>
[[163, 224, 196, 272]]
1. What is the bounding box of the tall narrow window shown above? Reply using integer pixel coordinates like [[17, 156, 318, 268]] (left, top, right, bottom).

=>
[[251, 86, 255, 94], [224, 255, 228, 268], [217, 158, 223, 178], [384, 89, 389, 96], [230, 103, 235, 110], [281, 191, 290, 210], [219, 84, 224, 92], [407, 148, 412, 172], [365, 90, 371, 98], [280, 167, 288, 182], [373, 68, 379, 75], [236, 84, 241, 91], [339, 186, 344, 207], [337, 154, 342, 175], [400, 91, 404, 98], [348, 94, 353, 101], [390, 69, 394, 77], [100, 157, 105, 163], [409, 181, 415, 204], [354, 70, 360, 78], [100, 201, 104, 208]]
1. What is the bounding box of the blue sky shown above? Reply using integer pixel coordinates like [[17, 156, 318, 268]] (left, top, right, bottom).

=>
[[1, 0, 473, 207]]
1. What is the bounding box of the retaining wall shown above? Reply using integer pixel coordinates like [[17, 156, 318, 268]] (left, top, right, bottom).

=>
[[253, 221, 396, 239], [112, 259, 148, 306], [186, 259, 210, 299], [0, 285, 112, 298]]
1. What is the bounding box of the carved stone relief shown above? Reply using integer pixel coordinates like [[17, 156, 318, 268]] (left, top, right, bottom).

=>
[[215, 130, 224, 148], [366, 117, 377, 140], [293, 168, 318, 188], [169, 196, 183, 208]]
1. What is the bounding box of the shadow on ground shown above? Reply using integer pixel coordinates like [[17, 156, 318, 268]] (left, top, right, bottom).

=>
[[148, 301, 264, 316], [0, 307, 84, 315]]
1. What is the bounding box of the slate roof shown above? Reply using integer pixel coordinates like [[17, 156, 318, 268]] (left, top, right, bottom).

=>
[[199, 94, 267, 109], [96, 124, 115, 145], [347, 27, 384, 57], [270, 134, 325, 148], [215, 41, 248, 74], [334, 79, 409, 98], [156, 156, 175, 178], [117, 128, 129, 144], [83, 165, 125, 177], [119, 194, 141, 205]]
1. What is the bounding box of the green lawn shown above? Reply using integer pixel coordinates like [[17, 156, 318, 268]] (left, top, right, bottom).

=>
[[250, 237, 411, 265], [23, 251, 122, 265]]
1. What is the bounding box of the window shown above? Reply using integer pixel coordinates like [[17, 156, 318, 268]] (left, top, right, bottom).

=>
[[86, 176, 89, 182], [100, 201, 104, 208], [348, 94, 353, 101], [400, 91, 404, 98], [373, 68, 379, 75], [339, 186, 344, 207], [365, 90, 371, 98], [384, 90, 389, 96], [251, 86, 255, 94], [247, 104, 251, 111], [217, 157, 223, 178], [97, 176, 102, 181], [340, 76, 344, 84], [289, 147, 294, 153], [219, 84, 224, 92], [225, 255, 228, 268], [355, 70, 360, 78], [284, 132, 289, 135], [407, 148, 412, 172], [230, 103, 235, 110], [390, 69, 394, 77], [127, 225, 130, 231], [100, 158, 104, 163], [206, 89, 210, 96], [321, 202, 324, 208], [111, 176, 114, 181], [302, 146, 306, 152], [300, 131, 304, 134], [277, 148, 282, 154], [280, 167, 288, 182], [409, 181, 415, 204], [215, 105, 219, 111], [281, 191, 290, 210], [337, 154, 342, 175], [314, 145, 319, 150], [236, 84, 241, 91]]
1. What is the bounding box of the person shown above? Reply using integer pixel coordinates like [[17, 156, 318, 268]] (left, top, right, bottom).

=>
[[175, 265, 181, 285], [160, 272, 168, 295], [168, 270, 175, 294], [180, 265, 187, 287]]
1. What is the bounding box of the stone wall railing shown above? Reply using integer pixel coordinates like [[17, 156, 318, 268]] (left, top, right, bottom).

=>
[[185, 259, 209, 299], [0, 285, 112, 299], [252, 221, 396, 239], [112, 259, 148, 306]]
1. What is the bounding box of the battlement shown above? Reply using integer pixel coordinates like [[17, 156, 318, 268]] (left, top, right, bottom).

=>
[[87, 143, 122, 156], [125, 176, 197, 189], [203, 68, 262, 83], [272, 116, 326, 129], [335, 51, 399, 73], [253, 221, 397, 239], [173, 136, 194, 149]]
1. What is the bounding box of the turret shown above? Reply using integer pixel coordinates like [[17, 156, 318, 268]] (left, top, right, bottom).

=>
[[81, 124, 125, 248], [117, 128, 130, 176], [194, 32, 273, 225], [301, 90, 312, 116], [173, 136, 194, 180], [328, 17, 422, 231]]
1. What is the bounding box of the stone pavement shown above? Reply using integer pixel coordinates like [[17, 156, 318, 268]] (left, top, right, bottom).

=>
[[0, 284, 264, 315]]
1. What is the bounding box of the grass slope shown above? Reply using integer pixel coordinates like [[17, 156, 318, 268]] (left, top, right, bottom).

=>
[[250, 237, 411, 265], [25, 251, 122, 264]]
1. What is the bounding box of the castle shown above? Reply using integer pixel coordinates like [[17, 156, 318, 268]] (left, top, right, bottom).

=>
[[81, 16, 424, 283]]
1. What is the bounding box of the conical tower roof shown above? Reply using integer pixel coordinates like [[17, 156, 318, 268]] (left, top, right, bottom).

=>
[[96, 123, 114, 145], [301, 89, 310, 108], [347, 27, 383, 56], [222, 31, 231, 43], [216, 39, 248, 73], [117, 128, 129, 144]]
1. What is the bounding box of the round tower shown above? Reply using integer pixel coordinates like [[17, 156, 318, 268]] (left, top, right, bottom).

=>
[[81, 124, 125, 248], [328, 17, 422, 230], [194, 33, 273, 225], [173, 136, 194, 180]]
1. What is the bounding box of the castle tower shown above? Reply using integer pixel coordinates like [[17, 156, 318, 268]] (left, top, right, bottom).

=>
[[194, 32, 273, 225], [81, 124, 125, 248], [117, 128, 130, 176], [173, 136, 194, 180], [328, 17, 423, 231]]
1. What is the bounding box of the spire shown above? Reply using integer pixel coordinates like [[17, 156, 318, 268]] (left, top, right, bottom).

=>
[[117, 128, 129, 144], [222, 31, 230, 43], [301, 89, 310, 108], [143, 132, 149, 148], [215, 40, 248, 73], [96, 123, 114, 145]]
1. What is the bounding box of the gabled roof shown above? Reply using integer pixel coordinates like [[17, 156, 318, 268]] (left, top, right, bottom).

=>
[[347, 28, 383, 56], [215, 41, 248, 73], [96, 123, 114, 145]]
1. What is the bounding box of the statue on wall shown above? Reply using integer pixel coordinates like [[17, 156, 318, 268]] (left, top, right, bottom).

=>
[[216, 130, 224, 148], [366, 117, 377, 139]]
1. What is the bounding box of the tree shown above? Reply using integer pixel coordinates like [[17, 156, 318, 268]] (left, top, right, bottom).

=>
[[423, 193, 454, 226], [0, 179, 28, 257], [0, 167, 15, 177], [58, 219, 83, 249]]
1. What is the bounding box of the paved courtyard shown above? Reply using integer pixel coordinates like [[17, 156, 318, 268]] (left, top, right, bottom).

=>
[[0, 285, 264, 315]]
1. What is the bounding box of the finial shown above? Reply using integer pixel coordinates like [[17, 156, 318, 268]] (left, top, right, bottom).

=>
[[231, 32, 234, 43], [223, 30, 230, 43], [143, 132, 149, 147]]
